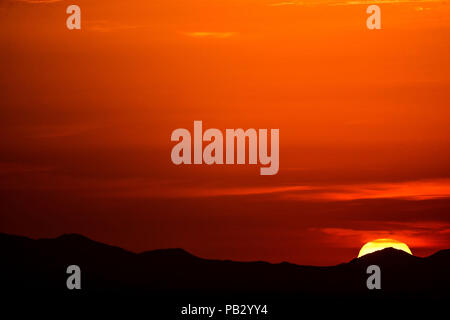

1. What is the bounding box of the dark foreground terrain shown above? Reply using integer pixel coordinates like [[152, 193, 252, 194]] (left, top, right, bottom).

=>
[[1, 233, 448, 317]]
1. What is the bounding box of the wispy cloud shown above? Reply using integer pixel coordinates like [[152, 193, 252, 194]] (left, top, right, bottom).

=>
[[269, 1, 304, 6], [328, 0, 441, 5], [268, 0, 443, 6], [313, 222, 450, 248], [183, 32, 237, 39], [284, 179, 450, 201], [96, 178, 450, 200], [2, 162, 449, 203], [109, 185, 314, 198], [95, 178, 450, 202]]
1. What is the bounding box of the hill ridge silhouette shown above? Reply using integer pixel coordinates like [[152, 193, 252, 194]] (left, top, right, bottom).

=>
[[5, 232, 447, 263], [1, 232, 449, 297]]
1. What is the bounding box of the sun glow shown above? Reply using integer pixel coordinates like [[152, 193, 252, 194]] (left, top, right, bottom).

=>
[[358, 239, 412, 258]]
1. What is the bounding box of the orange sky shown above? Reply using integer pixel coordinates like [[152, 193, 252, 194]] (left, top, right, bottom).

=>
[[1, 0, 449, 265]]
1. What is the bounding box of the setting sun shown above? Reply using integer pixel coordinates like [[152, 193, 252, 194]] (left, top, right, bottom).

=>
[[358, 239, 413, 258]]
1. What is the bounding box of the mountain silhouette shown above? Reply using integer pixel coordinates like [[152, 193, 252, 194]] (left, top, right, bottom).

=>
[[1, 232, 449, 305]]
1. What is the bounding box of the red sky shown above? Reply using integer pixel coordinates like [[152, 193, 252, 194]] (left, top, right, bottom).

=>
[[1, 0, 449, 265]]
